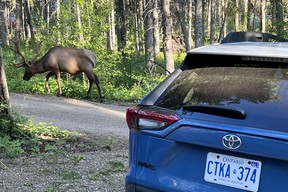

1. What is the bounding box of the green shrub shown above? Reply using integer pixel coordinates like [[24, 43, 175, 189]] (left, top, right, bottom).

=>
[[0, 136, 24, 158], [0, 107, 79, 158]]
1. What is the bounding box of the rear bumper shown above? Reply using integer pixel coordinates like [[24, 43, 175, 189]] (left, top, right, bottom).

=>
[[125, 182, 160, 192], [125, 182, 135, 192]]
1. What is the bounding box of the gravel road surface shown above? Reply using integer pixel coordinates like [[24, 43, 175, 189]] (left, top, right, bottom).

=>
[[10, 93, 130, 139]]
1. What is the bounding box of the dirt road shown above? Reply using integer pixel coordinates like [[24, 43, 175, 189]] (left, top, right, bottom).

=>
[[10, 93, 130, 139]]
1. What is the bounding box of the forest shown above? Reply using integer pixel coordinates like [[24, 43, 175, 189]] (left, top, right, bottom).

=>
[[0, 0, 288, 102]]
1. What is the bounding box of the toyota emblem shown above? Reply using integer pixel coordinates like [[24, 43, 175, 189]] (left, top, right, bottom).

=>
[[222, 134, 242, 149]]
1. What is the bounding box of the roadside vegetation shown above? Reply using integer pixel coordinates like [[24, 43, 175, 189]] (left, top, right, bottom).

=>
[[0, 102, 127, 191], [0, 102, 120, 159]]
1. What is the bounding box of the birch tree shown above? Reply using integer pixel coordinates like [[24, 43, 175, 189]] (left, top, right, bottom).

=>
[[242, 0, 248, 31], [136, 0, 144, 54], [261, 0, 266, 32], [187, 0, 193, 48], [107, 7, 116, 51], [234, 0, 239, 31]]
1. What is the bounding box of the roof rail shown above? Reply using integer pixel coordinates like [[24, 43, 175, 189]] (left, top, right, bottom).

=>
[[221, 32, 288, 43]]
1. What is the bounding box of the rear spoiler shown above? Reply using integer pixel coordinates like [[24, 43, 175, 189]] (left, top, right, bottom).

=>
[[221, 32, 288, 43]]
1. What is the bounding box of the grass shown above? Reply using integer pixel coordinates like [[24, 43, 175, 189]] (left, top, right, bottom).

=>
[[70, 154, 86, 165], [0, 108, 121, 159], [0, 132, 128, 191], [61, 170, 82, 180]]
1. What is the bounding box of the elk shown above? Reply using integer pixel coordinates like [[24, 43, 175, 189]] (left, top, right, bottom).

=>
[[10, 41, 103, 101]]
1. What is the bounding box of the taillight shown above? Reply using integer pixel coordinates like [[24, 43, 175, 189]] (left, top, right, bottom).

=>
[[126, 107, 179, 131]]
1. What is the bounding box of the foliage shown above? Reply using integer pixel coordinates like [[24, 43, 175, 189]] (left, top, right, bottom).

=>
[[4, 43, 180, 102], [70, 154, 85, 165], [0, 136, 24, 158], [3, 0, 189, 103], [0, 103, 79, 158]]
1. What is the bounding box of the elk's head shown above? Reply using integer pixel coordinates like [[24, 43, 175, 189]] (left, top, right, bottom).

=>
[[23, 62, 35, 80], [10, 40, 42, 81]]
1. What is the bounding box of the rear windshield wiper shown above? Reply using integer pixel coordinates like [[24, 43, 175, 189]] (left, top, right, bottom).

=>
[[182, 105, 246, 119]]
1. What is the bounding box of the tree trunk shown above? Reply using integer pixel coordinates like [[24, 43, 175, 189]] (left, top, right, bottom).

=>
[[210, 0, 216, 44], [153, 0, 160, 57], [21, 0, 26, 40], [0, 48, 11, 115], [144, 0, 155, 73], [162, 0, 174, 74], [188, 0, 193, 48], [115, 0, 127, 51], [76, 3, 84, 47], [107, 11, 113, 50], [247, 0, 252, 31], [111, 6, 116, 50], [56, 0, 60, 18], [138, 0, 144, 54], [45, 0, 50, 35], [275, 0, 284, 36], [15, 0, 21, 41], [252, 0, 258, 31], [235, 0, 239, 31], [194, 0, 204, 48], [107, 4, 116, 51], [260, 0, 266, 32], [218, 2, 228, 42], [107, 2, 116, 51], [134, 12, 140, 54], [0, 1, 9, 47], [242, 0, 248, 31], [56, 0, 61, 43], [24, 0, 33, 41], [175, 0, 191, 51], [222, 0, 227, 38], [271, 0, 276, 30]]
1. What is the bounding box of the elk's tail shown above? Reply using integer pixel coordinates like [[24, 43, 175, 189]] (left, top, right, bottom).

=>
[[84, 49, 97, 68]]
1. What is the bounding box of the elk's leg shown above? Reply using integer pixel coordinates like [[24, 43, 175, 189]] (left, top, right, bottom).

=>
[[94, 74, 103, 100], [56, 73, 62, 97], [45, 72, 55, 94], [86, 72, 103, 101]]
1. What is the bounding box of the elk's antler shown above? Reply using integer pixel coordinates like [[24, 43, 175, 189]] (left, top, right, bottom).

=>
[[9, 40, 28, 68], [30, 41, 42, 63]]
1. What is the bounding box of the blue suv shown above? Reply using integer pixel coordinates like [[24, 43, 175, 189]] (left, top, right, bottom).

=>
[[125, 32, 288, 192]]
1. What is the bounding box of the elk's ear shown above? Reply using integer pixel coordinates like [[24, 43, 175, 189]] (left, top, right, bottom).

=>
[[27, 61, 33, 67]]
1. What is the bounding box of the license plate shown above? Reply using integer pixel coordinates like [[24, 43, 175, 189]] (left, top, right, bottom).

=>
[[204, 152, 262, 191]]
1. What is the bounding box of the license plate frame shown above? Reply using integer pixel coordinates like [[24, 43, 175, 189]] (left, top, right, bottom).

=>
[[204, 152, 262, 192]]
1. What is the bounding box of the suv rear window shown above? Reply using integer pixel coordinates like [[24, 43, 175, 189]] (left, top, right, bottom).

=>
[[157, 65, 288, 110]]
